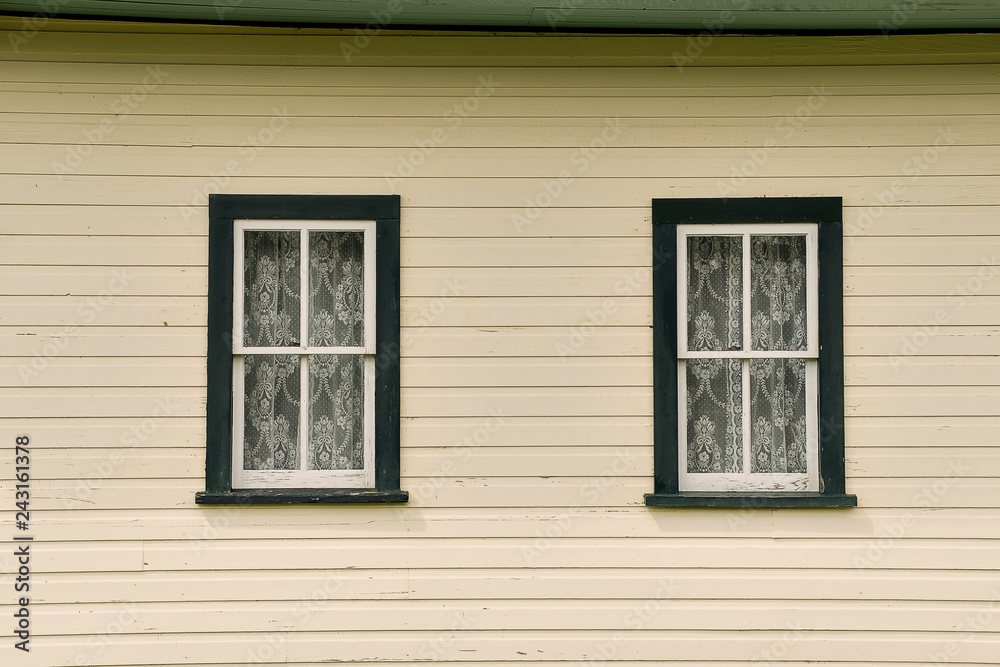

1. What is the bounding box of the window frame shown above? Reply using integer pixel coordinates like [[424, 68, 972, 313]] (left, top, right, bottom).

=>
[[196, 194, 407, 505], [646, 197, 856, 508], [233, 220, 376, 490], [677, 224, 819, 493]]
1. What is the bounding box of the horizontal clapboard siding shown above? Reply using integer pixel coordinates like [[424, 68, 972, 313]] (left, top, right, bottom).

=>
[[1, 18, 998, 667]]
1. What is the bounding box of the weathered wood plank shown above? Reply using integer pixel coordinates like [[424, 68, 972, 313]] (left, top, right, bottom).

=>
[[25, 568, 1000, 604]]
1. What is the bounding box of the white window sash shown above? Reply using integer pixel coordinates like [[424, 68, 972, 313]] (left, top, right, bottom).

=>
[[677, 223, 817, 357], [677, 359, 819, 492], [238, 346, 368, 355], [682, 350, 818, 359], [232, 219, 377, 490], [676, 223, 819, 493], [234, 220, 376, 355]]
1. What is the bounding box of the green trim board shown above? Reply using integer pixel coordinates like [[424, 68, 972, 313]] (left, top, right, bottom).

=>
[[2, 0, 1000, 31]]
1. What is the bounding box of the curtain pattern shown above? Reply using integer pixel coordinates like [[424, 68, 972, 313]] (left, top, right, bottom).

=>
[[242, 229, 367, 473], [686, 358, 743, 473], [751, 235, 807, 351], [684, 233, 809, 476], [750, 358, 807, 473], [749, 235, 808, 474], [243, 354, 300, 470], [687, 235, 742, 352], [309, 354, 365, 470], [244, 231, 300, 347], [309, 231, 364, 347]]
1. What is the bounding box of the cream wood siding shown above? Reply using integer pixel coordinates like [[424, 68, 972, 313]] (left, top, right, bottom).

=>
[[1, 20, 999, 666]]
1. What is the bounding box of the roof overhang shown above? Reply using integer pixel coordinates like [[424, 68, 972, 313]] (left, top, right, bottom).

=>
[[1, 0, 999, 32]]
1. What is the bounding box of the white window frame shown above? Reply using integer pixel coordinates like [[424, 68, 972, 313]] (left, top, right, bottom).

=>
[[676, 223, 819, 493], [232, 219, 376, 489]]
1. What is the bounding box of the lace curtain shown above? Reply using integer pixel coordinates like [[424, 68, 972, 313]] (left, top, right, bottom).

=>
[[244, 231, 300, 347], [242, 230, 365, 472], [750, 236, 807, 352], [688, 236, 742, 352], [749, 236, 807, 473], [750, 358, 806, 473], [309, 231, 364, 347], [687, 358, 743, 473], [243, 354, 300, 470], [309, 355, 365, 470], [685, 234, 807, 475]]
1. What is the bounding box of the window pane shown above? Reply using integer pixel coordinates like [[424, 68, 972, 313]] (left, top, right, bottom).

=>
[[309, 231, 364, 347], [308, 354, 365, 470], [686, 358, 743, 473], [750, 358, 807, 473], [750, 235, 807, 351], [243, 354, 301, 470], [687, 235, 742, 351], [244, 231, 301, 347]]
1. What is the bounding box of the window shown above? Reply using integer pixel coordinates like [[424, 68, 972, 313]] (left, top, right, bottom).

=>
[[196, 195, 406, 504], [646, 197, 856, 508]]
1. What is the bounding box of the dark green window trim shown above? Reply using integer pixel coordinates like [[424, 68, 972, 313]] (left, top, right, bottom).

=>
[[645, 197, 856, 509], [196, 194, 406, 505]]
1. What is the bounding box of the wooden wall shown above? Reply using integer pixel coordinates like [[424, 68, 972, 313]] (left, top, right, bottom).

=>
[[1, 19, 999, 666]]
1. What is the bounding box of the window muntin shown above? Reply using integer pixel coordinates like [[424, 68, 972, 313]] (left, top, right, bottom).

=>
[[232, 220, 377, 490], [677, 224, 819, 493]]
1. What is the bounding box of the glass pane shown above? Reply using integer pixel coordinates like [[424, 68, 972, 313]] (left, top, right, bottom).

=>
[[750, 358, 807, 473], [308, 354, 365, 470], [309, 231, 364, 347], [687, 235, 742, 352], [686, 358, 743, 474], [243, 354, 301, 470], [750, 235, 807, 351], [243, 231, 301, 347]]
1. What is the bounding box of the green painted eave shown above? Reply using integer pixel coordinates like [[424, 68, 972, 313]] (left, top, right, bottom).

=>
[[1, 0, 999, 31]]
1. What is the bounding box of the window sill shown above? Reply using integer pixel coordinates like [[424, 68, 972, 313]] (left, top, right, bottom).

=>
[[644, 492, 857, 508], [195, 489, 409, 505]]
